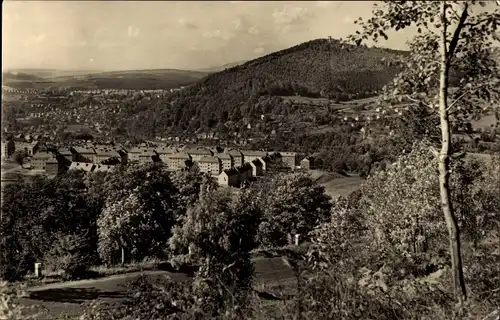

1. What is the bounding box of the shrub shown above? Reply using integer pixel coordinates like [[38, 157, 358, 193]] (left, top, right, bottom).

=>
[[0, 281, 47, 319], [44, 233, 92, 280], [253, 173, 332, 247], [0, 235, 34, 281]]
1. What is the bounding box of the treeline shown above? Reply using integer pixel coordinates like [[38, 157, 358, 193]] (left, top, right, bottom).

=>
[[0, 164, 332, 281]]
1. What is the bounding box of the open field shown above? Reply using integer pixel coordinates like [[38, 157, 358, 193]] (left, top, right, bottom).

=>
[[471, 112, 497, 130], [308, 169, 364, 199]]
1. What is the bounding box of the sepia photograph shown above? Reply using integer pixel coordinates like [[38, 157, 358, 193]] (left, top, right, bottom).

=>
[[1, 1, 499, 319]]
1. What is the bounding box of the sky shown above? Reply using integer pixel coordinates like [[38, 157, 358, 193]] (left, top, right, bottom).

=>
[[0, 1, 455, 71]]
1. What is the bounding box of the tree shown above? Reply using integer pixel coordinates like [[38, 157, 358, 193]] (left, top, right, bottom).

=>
[[13, 150, 27, 167], [96, 164, 179, 263], [253, 173, 332, 247], [349, 0, 500, 303], [169, 187, 260, 317], [43, 233, 93, 280]]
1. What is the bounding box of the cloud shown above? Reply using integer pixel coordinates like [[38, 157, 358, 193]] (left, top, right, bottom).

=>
[[127, 25, 140, 37], [178, 18, 198, 30], [232, 18, 242, 31], [61, 40, 88, 47], [34, 34, 46, 43], [343, 16, 352, 24], [22, 34, 46, 46], [59, 40, 125, 48], [202, 29, 235, 41], [253, 47, 265, 54], [316, 1, 333, 8], [248, 26, 260, 35], [272, 6, 308, 25]]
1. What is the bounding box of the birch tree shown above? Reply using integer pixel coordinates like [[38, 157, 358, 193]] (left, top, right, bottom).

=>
[[348, 0, 500, 304]]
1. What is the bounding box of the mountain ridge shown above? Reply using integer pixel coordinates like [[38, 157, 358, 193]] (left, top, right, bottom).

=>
[[119, 38, 407, 137]]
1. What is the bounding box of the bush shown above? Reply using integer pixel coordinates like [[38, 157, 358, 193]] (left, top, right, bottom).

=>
[[0, 235, 34, 281], [253, 173, 332, 247], [0, 281, 47, 319], [44, 233, 92, 280]]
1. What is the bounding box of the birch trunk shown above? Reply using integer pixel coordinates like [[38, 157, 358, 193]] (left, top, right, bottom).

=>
[[439, 1, 467, 304]]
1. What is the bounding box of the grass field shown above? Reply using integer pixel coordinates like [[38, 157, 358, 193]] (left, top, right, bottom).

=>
[[307, 169, 364, 199]]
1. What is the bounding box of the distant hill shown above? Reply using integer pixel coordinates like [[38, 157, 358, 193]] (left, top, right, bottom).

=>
[[1, 69, 210, 90], [2, 72, 45, 82], [123, 38, 407, 136], [198, 60, 248, 73], [3, 69, 103, 79]]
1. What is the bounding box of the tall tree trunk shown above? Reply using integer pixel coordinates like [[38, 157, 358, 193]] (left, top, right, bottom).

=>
[[439, 1, 467, 304]]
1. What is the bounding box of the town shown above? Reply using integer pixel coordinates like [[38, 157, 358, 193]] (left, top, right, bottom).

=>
[[1, 135, 320, 187]]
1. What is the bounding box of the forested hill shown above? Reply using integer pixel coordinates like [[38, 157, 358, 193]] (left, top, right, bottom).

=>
[[125, 38, 406, 135]]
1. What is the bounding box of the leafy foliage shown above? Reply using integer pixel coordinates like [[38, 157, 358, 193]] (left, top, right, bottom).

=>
[[169, 186, 260, 317], [13, 150, 27, 166], [43, 233, 93, 280], [96, 164, 184, 264], [252, 173, 332, 247], [348, 0, 500, 302], [0, 281, 47, 319], [0, 172, 99, 280]]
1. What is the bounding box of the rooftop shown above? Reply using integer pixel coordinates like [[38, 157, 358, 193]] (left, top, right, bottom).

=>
[[185, 148, 212, 155], [69, 162, 94, 172], [221, 168, 239, 176], [227, 149, 243, 156], [71, 146, 96, 154], [93, 164, 114, 172], [32, 152, 52, 160], [46, 157, 58, 164], [199, 156, 220, 163], [241, 150, 267, 157], [217, 153, 232, 160], [169, 152, 190, 159]]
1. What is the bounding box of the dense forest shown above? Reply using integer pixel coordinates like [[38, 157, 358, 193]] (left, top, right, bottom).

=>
[[118, 39, 406, 136]]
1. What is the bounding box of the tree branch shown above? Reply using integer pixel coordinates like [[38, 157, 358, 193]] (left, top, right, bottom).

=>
[[405, 95, 433, 109], [447, 91, 470, 111], [463, 15, 498, 28], [447, 2, 469, 62]]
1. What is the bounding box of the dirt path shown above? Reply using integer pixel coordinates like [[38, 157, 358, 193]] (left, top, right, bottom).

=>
[[21, 257, 293, 319]]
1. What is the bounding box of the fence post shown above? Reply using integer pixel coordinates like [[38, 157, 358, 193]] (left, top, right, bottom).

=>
[[121, 247, 125, 265], [34, 263, 42, 278], [295, 234, 300, 246]]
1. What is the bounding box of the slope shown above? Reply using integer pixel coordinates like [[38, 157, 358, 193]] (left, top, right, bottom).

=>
[[128, 38, 406, 136]]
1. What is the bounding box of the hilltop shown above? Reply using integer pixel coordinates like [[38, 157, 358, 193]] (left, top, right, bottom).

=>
[[1, 69, 209, 90], [123, 38, 406, 136]]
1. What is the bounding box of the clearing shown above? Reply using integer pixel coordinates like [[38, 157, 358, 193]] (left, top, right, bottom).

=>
[[308, 169, 364, 199]]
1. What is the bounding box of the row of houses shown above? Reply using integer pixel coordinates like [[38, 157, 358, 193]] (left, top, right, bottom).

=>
[[216, 151, 314, 187], [31, 151, 115, 174], [1, 139, 40, 158], [3, 137, 307, 180]]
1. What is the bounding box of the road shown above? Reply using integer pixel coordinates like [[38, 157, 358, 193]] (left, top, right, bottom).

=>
[[20, 257, 294, 319]]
